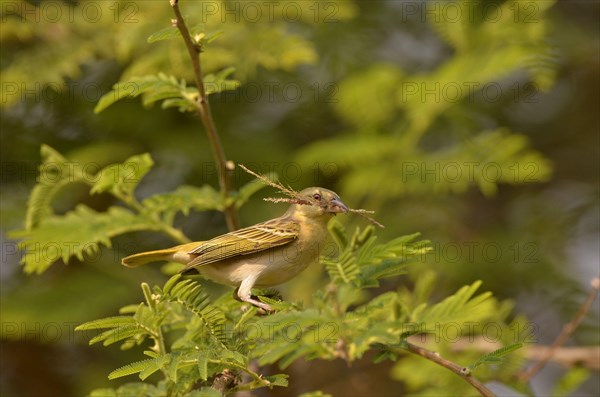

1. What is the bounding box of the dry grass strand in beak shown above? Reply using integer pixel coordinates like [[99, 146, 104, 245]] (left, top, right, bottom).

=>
[[238, 163, 384, 228]]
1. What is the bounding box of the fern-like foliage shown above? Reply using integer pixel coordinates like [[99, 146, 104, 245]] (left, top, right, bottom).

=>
[[24, 145, 90, 229], [323, 220, 432, 287], [2, 0, 357, 107], [90, 153, 154, 201], [161, 275, 227, 348], [74, 218, 524, 395], [298, 0, 558, 201], [77, 276, 289, 396], [412, 280, 495, 327], [11, 146, 267, 274], [248, 222, 521, 375], [94, 70, 239, 114], [466, 342, 524, 373], [13, 205, 157, 274]]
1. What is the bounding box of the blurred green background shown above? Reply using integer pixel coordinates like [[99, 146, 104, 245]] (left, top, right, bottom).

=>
[[1, 0, 598, 395]]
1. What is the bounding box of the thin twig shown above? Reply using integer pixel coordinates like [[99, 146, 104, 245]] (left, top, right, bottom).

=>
[[416, 334, 600, 370], [170, 0, 239, 231], [518, 275, 600, 382], [238, 164, 298, 198], [403, 341, 496, 397], [239, 164, 384, 227]]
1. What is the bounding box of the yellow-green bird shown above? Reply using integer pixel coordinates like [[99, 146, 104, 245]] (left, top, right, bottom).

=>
[[122, 187, 348, 312]]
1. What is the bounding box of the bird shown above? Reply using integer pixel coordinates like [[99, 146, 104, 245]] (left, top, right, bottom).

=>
[[122, 187, 348, 312]]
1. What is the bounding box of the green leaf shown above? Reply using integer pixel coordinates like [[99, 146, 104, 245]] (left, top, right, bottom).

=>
[[162, 274, 182, 295], [467, 343, 524, 372], [161, 97, 196, 112], [415, 281, 494, 327], [188, 26, 224, 46], [328, 219, 348, 250], [323, 250, 359, 285], [160, 277, 227, 346], [75, 316, 136, 331], [254, 335, 301, 366], [108, 355, 168, 380], [94, 74, 195, 114], [95, 76, 164, 113], [142, 184, 222, 224], [139, 355, 170, 380], [94, 70, 239, 113], [323, 225, 430, 287], [147, 26, 181, 43], [25, 145, 89, 229], [197, 351, 209, 381], [12, 205, 158, 274], [90, 153, 154, 200], [89, 325, 142, 347], [203, 67, 240, 95], [264, 374, 289, 387], [200, 30, 224, 45]]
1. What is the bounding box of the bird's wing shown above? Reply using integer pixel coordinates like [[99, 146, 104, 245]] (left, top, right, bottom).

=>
[[182, 216, 300, 269]]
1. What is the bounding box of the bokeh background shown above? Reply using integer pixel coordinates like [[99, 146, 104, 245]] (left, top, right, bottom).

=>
[[1, 0, 598, 396]]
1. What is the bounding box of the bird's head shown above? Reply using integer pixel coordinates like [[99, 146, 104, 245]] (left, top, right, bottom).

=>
[[288, 187, 348, 218]]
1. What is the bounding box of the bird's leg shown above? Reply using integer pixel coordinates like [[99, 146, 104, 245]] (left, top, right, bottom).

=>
[[236, 276, 274, 313]]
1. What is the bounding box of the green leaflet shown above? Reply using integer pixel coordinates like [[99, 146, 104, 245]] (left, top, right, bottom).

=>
[[160, 276, 228, 348], [323, 221, 431, 287], [148, 25, 222, 45], [94, 71, 240, 114], [147, 26, 181, 43], [94, 73, 196, 113], [76, 316, 136, 331], [203, 67, 240, 95], [108, 355, 168, 380], [25, 145, 90, 229], [90, 153, 153, 200], [12, 205, 158, 274], [413, 281, 494, 328], [467, 342, 524, 372], [142, 185, 222, 224]]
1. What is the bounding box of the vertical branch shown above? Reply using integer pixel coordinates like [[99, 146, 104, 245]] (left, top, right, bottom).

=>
[[169, 0, 239, 231]]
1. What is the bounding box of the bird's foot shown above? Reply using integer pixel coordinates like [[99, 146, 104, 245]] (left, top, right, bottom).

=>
[[233, 288, 275, 314]]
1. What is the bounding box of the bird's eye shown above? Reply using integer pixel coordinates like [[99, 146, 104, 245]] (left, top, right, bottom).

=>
[[313, 193, 322, 201]]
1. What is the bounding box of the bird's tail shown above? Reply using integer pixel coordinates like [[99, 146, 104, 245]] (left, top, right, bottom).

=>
[[121, 242, 201, 267]]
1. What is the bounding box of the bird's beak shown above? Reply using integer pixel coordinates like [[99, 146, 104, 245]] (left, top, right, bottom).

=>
[[328, 198, 349, 214]]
